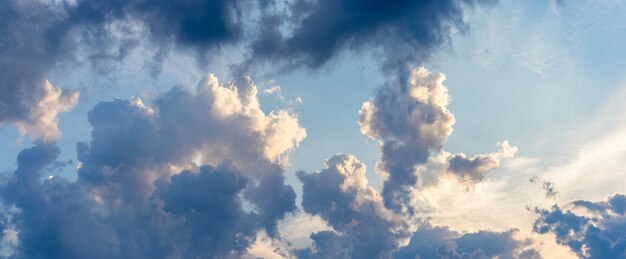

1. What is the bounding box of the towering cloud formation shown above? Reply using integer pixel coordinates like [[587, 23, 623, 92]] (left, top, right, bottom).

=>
[[534, 193, 626, 258], [0, 75, 304, 258], [359, 68, 515, 214]]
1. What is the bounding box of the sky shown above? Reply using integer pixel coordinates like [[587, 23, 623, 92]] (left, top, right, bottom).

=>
[[1, 0, 626, 258]]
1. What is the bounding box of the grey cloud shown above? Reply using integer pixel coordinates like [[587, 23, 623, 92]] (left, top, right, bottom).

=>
[[296, 153, 533, 259], [533, 194, 626, 258], [154, 163, 256, 258], [2, 0, 495, 140], [0, 0, 247, 140], [528, 176, 559, 200], [297, 154, 411, 259], [359, 68, 455, 214], [359, 68, 514, 214], [395, 225, 540, 259], [0, 75, 303, 258], [0, 0, 80, 140], [250, 0, 494, 77]]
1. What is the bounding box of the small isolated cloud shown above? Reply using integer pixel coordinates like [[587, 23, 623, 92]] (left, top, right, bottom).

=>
[[423, 140, 518, 187], [533, 193, 626, 258], [529, 176, 559, 200]]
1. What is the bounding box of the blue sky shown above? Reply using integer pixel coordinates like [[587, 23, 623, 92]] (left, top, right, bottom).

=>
[[1, 0, 626, 258]]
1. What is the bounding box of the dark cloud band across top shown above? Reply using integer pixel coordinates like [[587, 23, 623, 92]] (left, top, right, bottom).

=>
[[1, 0, 492, 141]]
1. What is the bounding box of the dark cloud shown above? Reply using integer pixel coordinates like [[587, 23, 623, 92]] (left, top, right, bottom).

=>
[[528, 176, 559, 200], [69, 0, 245, 53], [395, 225, 540, 259], [297, 154, 411, 258], [250, 0, 494, 76], [0, 0, 247, 140], [154, 163, 256, 258], [0, 75, 303, 258], [0, 1, 80, 140], [533, 193, 626, 258], [541, 182, 558, 200], [443, 141, 516, 185], [1, 0, 494, 140]]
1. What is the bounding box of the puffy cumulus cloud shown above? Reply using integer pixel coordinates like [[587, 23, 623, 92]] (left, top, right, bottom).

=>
[[359, 68, 455, 213], [0, 0, 248, 140], [153, 163, 256, 258], [296, 153, 537, 259], [297, 154, 411, 259], [0, 74, 303, 258], [533, 193, 626, 258], [395, 225, 540, 259], [359, 68, 515, 214], [14, 80, 79, 141], [250, 0, 494, 75], [0, 0, 82, 141], [419, 141, 518, 188]]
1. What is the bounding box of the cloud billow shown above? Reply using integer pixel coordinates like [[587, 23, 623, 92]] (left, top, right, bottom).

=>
[[0, 0, 551, 258], [250, 0, 494, 77], [0, 0, 246, 141], [0, 75, 304, 258], [533, 193, 626, 258], [396, 225, 540, 259], [359, 68, 515, 214], [297, 154, 411, 258], [1, 0, 493, 141], [296, 153, 539, 259]]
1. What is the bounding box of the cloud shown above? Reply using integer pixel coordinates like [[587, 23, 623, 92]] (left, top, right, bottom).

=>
[[395, 225, 540, 259], [359, 67, 514, 214], [0, 74, 303, 258], [0, 0, 248, 141], [14, 81, 79, 141], [297, 154, 411, 258], [296, 153, 536, 258], [1, 0, 494, 141], [533, 193, 626, 258], [249, 0, 494, 76], [0, 1, 82, 141]]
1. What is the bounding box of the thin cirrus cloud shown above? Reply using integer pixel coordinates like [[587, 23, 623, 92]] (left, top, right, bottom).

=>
[[1, 0, 623, 258]]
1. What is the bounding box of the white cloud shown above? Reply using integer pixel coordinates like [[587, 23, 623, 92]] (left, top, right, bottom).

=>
[[15, 80, 79, 141]]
